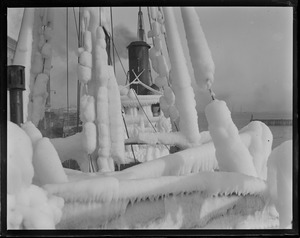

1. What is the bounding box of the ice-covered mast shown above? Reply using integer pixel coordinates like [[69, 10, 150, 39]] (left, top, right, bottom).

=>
[[163, 7, 201, 145], [181, 7, 215, 91]]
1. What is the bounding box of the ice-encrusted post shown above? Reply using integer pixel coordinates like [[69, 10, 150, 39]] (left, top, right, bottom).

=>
[[163, 7, 201, 145], [12, 8, 35, 122]]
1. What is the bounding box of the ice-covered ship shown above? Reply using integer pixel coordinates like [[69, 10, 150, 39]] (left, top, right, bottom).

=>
[[7, 7, 293, 230]]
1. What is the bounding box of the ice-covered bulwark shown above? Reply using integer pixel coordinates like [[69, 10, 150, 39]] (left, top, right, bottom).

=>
[[267, 140, 293, 228], [163, 7, 201, 146], [181, 7, 215, 90], [45, 171, 272, 229]]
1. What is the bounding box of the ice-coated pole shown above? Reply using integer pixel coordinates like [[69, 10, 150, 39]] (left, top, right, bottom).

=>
[[8, 65, 26, 125]]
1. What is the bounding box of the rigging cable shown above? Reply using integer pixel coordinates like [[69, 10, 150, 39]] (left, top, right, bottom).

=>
[[73, 7, 79, 41], [76, 7, 81, 133], [110, 7, 116, 74], [122, 112, 137, 163], [66, 8, 71, 168], [111, 38, 127, 78]]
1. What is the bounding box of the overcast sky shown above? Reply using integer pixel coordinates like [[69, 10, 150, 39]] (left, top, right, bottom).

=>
[[7, 7, 293, 114]]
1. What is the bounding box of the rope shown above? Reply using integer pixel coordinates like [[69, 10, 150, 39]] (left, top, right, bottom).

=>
[[73, 7, 79, 42], [123, 69, 144, 87], [66, 8, 70, 168], [76, 7, 81, 133], [131, 69, 162, 95], [66, 8, 69, 126], [99, 7, 102, 26], [111, 38, 127, 77], [147, 7, 155, 46], [110, 7, 116, 74]]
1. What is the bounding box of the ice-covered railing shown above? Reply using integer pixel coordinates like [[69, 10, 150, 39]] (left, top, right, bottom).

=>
[[44, 169, 272, 229]]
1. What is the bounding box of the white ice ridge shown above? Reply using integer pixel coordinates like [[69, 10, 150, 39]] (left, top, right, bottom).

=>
[[126, 130, 211, 149], [163, 7, 201, 146], [46, 172, 268, 202], [121, 95, 161, 107], [181, 7, 215, 90]]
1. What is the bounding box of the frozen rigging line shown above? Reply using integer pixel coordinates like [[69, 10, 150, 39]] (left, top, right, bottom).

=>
[[110, 7, 116, 74], [73, 7, 79, 42], [111, 38, 127, 78], [122, 112, 137, 163]]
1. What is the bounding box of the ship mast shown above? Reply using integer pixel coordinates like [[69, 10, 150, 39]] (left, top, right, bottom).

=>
[[137, 7, 146, 41]]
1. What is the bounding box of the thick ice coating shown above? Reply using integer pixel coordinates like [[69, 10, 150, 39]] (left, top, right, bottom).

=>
[[83, 31, 92, 53], [21, 121, 43, 146], [267, 140, 292, 228], [205, 100, 257, 177], [82, 122, 97, 155], [163, 7, 201, 145], [32, 138, 68, 185], [8, 121, 34, 194], [107, 66, 125, 165], [33, 73, 49, 97], [77, 64, 92, 84], [80, 95, 96, 123], [79, 51, 92, 68], [181, 7, 215, 90]]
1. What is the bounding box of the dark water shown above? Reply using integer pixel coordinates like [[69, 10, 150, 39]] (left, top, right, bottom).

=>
[[198, 112, 292, 149]]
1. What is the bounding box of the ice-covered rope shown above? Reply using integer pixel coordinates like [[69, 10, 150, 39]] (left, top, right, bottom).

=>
[[66, 8, 71, 169], [73, 7, 79, 42], [99, 7, 101, 26], [209, 88, 215, 100], [130, 69, 162, 95], [111, 38, 127, 78], [110, 7, 116, 73], [147, 7, 155, 46], [120, 69, 144, 89]]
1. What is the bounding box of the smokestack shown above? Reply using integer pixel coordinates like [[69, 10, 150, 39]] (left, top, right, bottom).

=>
[[127, 41, 150, 95], [7, 65, 26, 125], [127, 7, 151, 95]]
